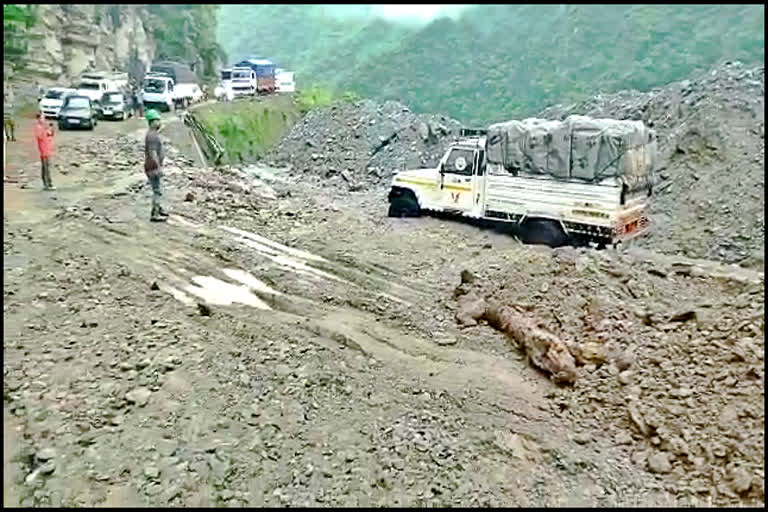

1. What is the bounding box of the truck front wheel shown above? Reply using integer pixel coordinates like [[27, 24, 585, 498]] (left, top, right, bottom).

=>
[[388, 195, 421, 218]]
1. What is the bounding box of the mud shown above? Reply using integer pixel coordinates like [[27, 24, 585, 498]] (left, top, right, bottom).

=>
[[3, 74, 764, 507]]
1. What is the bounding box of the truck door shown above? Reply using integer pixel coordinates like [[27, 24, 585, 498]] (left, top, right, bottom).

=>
[[471, 148, 486, 216], [440, 147, 477, 212]]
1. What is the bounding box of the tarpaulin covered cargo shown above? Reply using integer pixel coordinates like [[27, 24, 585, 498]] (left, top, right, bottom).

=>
[[151, 61, 198, 84], [235, 59, 276, 78], [486, 115, 656, 190]]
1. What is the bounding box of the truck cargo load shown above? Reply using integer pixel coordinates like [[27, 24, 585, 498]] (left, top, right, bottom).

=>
[[235, 59, 276, 94], [486, 115, 656, 192], [150, 61, 198, 85]]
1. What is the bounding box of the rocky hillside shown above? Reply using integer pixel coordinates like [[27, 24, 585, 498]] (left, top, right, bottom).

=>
[[540, 61, 765, 267], [3, 4, 222, 100], [6, 5, 155, 84]]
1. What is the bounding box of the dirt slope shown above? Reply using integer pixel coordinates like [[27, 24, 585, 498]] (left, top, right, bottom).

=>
[[541, 61, 765, 267]]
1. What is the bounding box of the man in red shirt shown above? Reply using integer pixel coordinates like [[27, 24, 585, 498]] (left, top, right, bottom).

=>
[[34, 112, 55, 191]]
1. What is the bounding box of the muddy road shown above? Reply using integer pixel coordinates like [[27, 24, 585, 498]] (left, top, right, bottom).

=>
[[3, 114, 764, 507]]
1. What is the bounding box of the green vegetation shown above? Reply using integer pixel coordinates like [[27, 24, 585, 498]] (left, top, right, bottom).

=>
[[197, 85, 359, 164], [3, 4, 39, 74], [196, 96, 301, 164], [218, 4, 765, 124], [147, 5, 225, 80]]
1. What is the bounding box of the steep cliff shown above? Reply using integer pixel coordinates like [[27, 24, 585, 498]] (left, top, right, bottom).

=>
[[9, 4, 155, 85], [4, 4, 223, 95]]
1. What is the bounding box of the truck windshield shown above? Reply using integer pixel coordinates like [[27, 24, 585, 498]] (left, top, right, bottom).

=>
[[78, 83, 100, 90], [221, 71, 231, 80], [445, 148, 476, 176], [143, 79, 167, 93], [232, 71, 250, 79]]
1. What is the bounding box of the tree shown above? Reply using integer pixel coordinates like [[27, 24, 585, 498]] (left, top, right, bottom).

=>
[[3, 4, 39, 74]]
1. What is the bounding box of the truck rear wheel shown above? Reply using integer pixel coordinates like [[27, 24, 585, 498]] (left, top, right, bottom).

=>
[[388, 196, 421, 218], [520, 219, 567, 248]]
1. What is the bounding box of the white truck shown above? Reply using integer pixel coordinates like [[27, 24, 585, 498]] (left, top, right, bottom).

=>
[[276, 69, 295, 93], [75, 78, 117, 103], [141, 73, 176, 112], [387, 117, 656, 248], [228, 66, 256, 97], [150, 61, 201, 107]]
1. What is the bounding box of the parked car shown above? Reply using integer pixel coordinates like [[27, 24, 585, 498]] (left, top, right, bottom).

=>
[[100, 91, 129, 120], [57, 95, 99, 130], [39, 87, 76, 119]]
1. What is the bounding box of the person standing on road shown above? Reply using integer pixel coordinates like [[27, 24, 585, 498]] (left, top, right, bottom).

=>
[[34, 113, 56, 191], [135, 86, 144, 119], [144, 109, 168, 222], [4, 91, 16, 142]]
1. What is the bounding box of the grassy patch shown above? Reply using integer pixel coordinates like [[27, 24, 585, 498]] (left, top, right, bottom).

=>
[[196, 86, 361, 165], [196, 95, 301, 165]]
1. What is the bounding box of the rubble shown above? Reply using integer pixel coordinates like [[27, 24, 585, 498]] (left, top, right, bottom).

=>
[[540, 61, 765, 267], [266, 100, 462, 191]]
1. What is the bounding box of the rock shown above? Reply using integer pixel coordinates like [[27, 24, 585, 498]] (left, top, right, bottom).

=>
[[197, 303, 212, 317], [455, 292, 486, 326], [614, 431, 633, 445], [36, 448, 56, 462], [669, 309, 697, 322], [144, 466, 160, 479], [618, 370, 633, 385], [728, 466, 753, 495], [184, 191, 195, 202], [460, 269, 476, 284], [125, 387, 151, 407], [150, 281, 160, 291], [647, 451, 672, 474], [614, 349, 635, 371], [239, 374, 251, 387], [627, 401, 651, 437]]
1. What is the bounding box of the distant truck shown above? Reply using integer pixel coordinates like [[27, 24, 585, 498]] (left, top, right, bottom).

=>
[[234, 59, 276, 94], [141, 73, 176, 112], [150, 61, 201, 107], [75, 78, 118, 104], [230, 66, 257, 97], [387, 117, 656, 248], [276, 69, 295, 93]]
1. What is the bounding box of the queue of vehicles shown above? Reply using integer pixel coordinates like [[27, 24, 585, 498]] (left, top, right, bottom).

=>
[[214, 58, 296, 101], [39, 61, 207, 130]]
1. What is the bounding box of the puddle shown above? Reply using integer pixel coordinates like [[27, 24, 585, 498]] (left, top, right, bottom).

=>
[[158, 284, 196, 305], [233, 236, 347, 283], [220, 268, 283, 295], [220, 225, 327, 262], [183, 275, 272, 310]]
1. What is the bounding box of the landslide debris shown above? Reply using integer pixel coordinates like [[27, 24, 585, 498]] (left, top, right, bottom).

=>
[[540, 61, 765, 267], [456, 245, 764, 506], [266, 99, 462, 191]]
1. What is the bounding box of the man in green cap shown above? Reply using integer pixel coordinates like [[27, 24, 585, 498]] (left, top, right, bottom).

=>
[[144, 109, 169, 222]]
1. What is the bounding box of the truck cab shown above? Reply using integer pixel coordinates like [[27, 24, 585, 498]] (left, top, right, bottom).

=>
[[389, 133, 487, 218], [230, 67, 256, 97], [76, 79, 116, 103], [141, 73, 175, 112], [388, 126, 653, 248]]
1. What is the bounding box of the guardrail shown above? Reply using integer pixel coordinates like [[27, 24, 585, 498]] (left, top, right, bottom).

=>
[[181, 111, 225, 167]]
